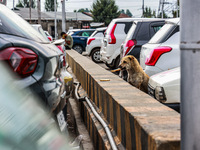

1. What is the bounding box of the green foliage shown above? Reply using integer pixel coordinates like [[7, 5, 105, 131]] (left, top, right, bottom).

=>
[[157, 11, 168, 18], [126, 9, 132, 17], [77, 8, 90, 13], [120, 9, 132, 17], [16, 0, 36, 8], [143, 6, 156, 18], [91, 0, 120, 26], [45, 0, 58, 11]]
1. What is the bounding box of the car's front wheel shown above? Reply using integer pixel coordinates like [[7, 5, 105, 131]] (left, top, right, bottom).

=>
[[91, 48, 102, 63], [73, 45, 83, 54]]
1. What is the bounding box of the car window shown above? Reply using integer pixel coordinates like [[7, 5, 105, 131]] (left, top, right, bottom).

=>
[[0, 5, 49, 43], [149, 23, 179, 44], [114, 23, 126, 34], [124, 22, 133, 34], [136, 22, 150, 41]]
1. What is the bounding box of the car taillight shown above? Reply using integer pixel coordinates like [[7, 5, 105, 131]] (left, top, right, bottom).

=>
[[48, 37, 52, 41], [87, 38, 95, 45], [56, 45, 64, 53], [108, 24, 117, 44], [0, 47, 38, 77], [145, 46, 172, 66], [123, 39, 137, 57]]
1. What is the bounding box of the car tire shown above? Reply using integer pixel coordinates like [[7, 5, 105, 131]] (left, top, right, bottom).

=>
[[105, 63, 115, 69], [91, 48, 102, 63], [73, 45, 83, 54]]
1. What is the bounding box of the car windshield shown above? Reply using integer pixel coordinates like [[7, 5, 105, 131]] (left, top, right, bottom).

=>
[[148, 23, 175, 44], [0, 5, 49, 43]]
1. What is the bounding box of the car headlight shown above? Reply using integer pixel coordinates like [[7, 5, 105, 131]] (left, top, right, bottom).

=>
[[155, 86, 166, 103]]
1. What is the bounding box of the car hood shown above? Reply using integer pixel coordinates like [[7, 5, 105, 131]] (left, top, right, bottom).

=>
[[149, 67, 180, 87], [0, 34, 62, 57]]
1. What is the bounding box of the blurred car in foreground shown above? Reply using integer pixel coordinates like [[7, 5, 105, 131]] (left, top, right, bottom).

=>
[[0, 62, 72, 150], [0, 4, 73, 123], [70, 29, 95, 54], [85, 27, 107, 63], [148, 67, 180, 104], [140, 18, 180, 76]]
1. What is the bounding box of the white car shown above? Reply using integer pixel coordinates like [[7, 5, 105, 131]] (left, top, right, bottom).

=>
[[140, 18, 180, 76], [85, 27, 107, 63], [148, 67, 180, 104], [100, 18, 138, 69]]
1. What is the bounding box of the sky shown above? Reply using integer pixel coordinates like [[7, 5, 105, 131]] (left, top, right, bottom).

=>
[[7, 0, 177, 17]]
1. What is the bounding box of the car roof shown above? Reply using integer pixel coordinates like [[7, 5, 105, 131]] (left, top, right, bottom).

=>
[[111, 17, 164, 23], [165, 18, 180, 25], [95, 27, 107, 31], [133, 18, 165, 24]]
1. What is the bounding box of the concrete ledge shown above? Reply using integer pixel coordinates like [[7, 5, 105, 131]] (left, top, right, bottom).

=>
[[66, 50, 180, 150]]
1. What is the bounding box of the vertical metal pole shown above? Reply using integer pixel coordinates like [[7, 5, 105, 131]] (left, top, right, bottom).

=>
[[180, 0, 200, 149], [142, 0, 144, 17], [13, 0, 14, 10], [37, 0, 41, 24], [29, 0, 31, 23], [54, 0, 57, 39], [62, 0, 66, 32], [161, 0, 164, 18]]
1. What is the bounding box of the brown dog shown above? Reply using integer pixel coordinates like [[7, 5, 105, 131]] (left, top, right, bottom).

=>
[[118, 55, 149, 93]]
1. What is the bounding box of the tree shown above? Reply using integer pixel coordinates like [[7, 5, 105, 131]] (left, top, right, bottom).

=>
[[91, 0, 120, 26], [45, 0, 58, 11], [143, 6, 156, 18], [76, 8, 90, 13], [126, 9, 132, 17], [120, 9, 125, 14], [16, 0, 36, 8]]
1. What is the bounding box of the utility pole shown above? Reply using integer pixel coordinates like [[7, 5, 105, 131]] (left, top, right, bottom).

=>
[[54, 0, 57, 39], [29, 0, 32, 23], [181, 0, 200, 149], [37, 0, 41, 24], [61, 0, 66, 32], [142, 0, 144, 17]]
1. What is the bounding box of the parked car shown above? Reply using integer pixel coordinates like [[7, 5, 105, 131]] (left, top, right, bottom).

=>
[[148, 67, 180, 105], [85, 27, 107, 63], [140, 18, 180, 76], [100, 18, 135, 69], [31, 24, 50, 41], [0, 4, 73, 120], [121, 19, 165, 61], [70, 29, 95, 54]]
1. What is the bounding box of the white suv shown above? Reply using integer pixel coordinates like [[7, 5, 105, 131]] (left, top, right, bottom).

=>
[[100, 18, 138, 69], [85, 27, 107, 63], [140, 18, 180, 76]]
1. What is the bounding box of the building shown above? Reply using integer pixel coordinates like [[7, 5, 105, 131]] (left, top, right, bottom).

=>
[[13, 7, 93, 38]]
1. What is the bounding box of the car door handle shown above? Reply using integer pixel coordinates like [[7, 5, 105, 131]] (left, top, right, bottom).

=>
[[80, 38, 85, 40]]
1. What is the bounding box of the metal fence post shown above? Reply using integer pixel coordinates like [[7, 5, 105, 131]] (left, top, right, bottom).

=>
[[180, 0, 200, 149]]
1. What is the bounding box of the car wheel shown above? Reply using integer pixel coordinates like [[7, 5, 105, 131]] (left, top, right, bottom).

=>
[[91, 48, 102, 63], [73, 45, 83, 54]]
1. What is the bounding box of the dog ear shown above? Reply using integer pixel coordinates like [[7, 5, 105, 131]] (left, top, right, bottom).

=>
[[128, 55, 134, 61]]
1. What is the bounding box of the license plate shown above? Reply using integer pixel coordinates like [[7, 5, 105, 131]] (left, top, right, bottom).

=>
[[57, 110, 67, 132]]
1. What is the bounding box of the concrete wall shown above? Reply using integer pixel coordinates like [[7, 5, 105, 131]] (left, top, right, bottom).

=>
[[66, 50, 180, 150]]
